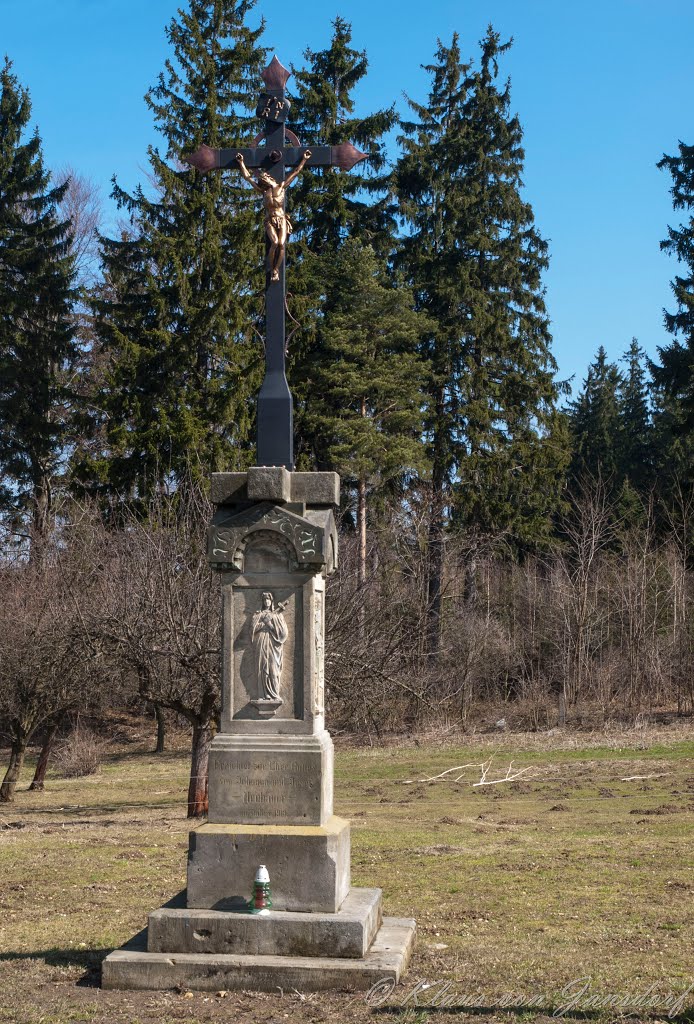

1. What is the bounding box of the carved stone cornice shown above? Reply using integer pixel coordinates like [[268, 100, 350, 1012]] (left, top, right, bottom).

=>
[[209, 501, 336, 574]]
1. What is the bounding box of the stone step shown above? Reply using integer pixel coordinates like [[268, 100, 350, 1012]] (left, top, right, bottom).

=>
[[102, 918, 416, 993], [148, 887, 382, 958]]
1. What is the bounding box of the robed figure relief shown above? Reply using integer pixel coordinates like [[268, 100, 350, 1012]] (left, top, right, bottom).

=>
[[251, 592, 289, 702]]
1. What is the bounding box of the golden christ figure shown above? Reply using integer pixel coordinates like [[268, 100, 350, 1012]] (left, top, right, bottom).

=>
[[236, 149, 312, 282]]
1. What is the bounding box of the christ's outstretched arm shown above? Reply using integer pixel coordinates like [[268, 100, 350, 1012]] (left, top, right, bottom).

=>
[[283, 149, 312, 188], [235, 153, 263, 193]]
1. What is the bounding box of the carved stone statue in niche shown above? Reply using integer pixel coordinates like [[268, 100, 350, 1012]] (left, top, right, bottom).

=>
[[251, 592, 288, 711]]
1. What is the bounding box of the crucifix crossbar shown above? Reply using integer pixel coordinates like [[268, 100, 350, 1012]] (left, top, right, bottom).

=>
[[187, 143, 366, 175], [184, 55, 367, 471]]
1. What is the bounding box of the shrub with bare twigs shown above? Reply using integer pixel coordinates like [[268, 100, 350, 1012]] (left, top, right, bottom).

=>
[[53, 724, 105, 778]]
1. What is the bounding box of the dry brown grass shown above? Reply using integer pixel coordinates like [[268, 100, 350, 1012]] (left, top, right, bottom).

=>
[[0, 726, 693, 1024]]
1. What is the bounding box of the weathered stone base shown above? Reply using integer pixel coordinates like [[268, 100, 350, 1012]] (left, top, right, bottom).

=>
[[187, 817, 350, 914], [149, 887, 382, 958], [102, 918, 416, 992]]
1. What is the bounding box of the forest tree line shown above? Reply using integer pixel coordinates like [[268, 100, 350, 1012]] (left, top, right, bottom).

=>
[[1, 0, 694, 812]]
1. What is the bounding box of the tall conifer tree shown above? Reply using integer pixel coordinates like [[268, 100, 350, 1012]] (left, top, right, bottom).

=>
[[80, 1, 267, 501], [568, 346, 623, 485], [650, 141, 694, 497], [285, 18, 397, 469], [0, 59, 76, 552], [288, 17, 395, 255], [394, 29, 565, 645], [653, 141, 694, 426], [618, 338, 653, 493], [308, 241, 428, 583]]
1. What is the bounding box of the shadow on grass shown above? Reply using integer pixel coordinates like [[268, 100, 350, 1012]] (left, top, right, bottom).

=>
[[3, 799, 185, 820], [371, 1005, 603, 1020], [371, 1003, 694, 1023], [372, 1006, 694, 1023], [0, 945, 112, 987], [98, 748, 190, 767]]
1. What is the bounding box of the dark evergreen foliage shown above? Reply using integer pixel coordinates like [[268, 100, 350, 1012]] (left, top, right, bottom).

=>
[[568, 346, 623, 485], [0, 59, 76, 549], [78, 0, 268, 502], [394, 29, 567, 549], [285, 17, 398, 470], [650, 382, 694, 500], [649, 142, 694, 497], [618, 338, 653, 493], [393, 28, 567, 649], [288, 17, 395, 256], [653, 141, 694, 424], [567, 341, 657, 526], [307, 241, 428, 539]]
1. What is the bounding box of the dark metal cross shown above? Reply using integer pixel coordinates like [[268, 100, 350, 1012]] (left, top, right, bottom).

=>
[[184, 55, 367, 470]]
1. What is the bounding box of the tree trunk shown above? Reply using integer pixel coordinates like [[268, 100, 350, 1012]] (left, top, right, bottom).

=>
[[357, 473, 367, 591], [463, 548, 478, 607], [154, 703, 166, 754], [187, 721, 212, 818], [357, 469, 367, 637], [426, 519, 444, 656], [0, 733, 29, 803], [30, 464, 52, 562], [426, 388, 447, 658], [29, 717, 61, 791]]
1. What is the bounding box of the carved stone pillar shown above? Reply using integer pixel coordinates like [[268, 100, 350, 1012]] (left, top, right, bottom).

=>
[[102, 468, 415, 990], [187, 468, 350, 913]]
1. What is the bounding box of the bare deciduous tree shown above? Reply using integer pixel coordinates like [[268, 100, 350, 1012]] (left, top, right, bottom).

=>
[[0, 524, 107, 801], [94, 486, 220, 817], [55, 166, 102, 287]]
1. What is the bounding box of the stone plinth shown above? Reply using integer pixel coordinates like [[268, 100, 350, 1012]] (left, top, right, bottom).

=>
[[102, 918, 416, 992], [210, 470, 340, 508], [187, 817, 350, 914], [148, 887, 382, 958]]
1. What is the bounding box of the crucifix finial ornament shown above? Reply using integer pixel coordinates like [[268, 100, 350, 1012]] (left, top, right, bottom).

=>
[[183, 55, 367, 470]]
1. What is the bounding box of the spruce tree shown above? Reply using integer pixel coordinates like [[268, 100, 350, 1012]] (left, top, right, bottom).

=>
[[650, 141, 694, 498], [285, 17, 397, 469], [649, 380, 694, 507], [618, 338, 653, 493], [652, 141, 694, 427], [288, 17, 395, 255], [568, 346, 623, 485], [394, 29, 565, 644], [307, 241, 428, 584], [0, 59, 76, 552], [80, 0, 268, 502]]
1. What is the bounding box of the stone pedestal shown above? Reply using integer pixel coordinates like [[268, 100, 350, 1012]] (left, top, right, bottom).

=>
[[102, 469, 415, 992], [187, 818, 350, 913]]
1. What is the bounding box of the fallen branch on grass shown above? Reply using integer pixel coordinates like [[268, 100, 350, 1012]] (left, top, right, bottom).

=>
[[402, 756, 537, 787], [414, 763, 482, 783], [474, 759, 535, 787], [620, 772, 672, 782]]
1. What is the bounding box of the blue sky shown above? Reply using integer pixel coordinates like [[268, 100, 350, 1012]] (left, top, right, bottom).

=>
[[1, 0, 692, 390]]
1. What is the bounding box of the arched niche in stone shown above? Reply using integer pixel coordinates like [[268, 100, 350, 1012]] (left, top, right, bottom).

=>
[[232, 529, 299, 575], [209, 502, 330, 575]]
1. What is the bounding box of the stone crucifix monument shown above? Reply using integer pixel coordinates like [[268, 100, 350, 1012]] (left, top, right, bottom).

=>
[[102, 55, 415, 993]]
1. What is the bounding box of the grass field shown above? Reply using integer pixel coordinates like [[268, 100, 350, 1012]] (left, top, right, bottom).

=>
[[0, 725, 693, 1024]]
